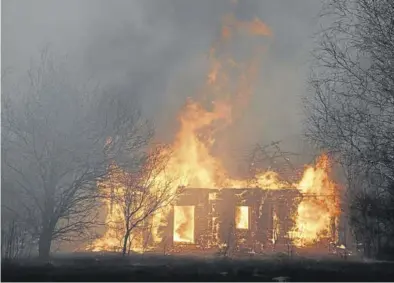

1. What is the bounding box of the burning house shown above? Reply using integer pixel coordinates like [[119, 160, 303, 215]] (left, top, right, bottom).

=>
[[151, 187, 337, 254], [89, 154, 340, 255], [88, 14, 341, 255], [166, 187, 300, 253]]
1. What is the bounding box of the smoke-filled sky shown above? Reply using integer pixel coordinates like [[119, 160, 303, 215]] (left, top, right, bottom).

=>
[[3, 0, 324, 167]]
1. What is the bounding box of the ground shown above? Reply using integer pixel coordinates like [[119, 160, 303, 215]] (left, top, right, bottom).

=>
[[2, 253, 394, 282]]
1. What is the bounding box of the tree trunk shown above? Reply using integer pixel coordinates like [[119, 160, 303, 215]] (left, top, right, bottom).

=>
[[122, 231, 130, 256], [38, 229, 52, 261], [364, 238, 371, 258]]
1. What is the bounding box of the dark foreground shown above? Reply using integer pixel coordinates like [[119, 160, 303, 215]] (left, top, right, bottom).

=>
[[2, 253, 394, 282]]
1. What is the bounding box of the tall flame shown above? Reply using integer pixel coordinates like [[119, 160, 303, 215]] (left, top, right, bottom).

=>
[[291, 154, 340, 247], [89, 12, 340, 252]]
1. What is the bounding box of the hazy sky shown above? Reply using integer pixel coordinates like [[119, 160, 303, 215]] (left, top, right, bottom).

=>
[[2, 0, 324, 166]]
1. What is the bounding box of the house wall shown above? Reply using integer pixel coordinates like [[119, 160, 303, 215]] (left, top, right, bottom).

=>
[[162, 187, 301, 252]]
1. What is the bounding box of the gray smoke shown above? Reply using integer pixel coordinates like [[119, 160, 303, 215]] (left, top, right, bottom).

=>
[[3, 0, 324, 170]]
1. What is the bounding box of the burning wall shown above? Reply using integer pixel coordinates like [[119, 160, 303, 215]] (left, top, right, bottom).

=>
[[162, 187, 336, 253], [89, 153, 340, 253]]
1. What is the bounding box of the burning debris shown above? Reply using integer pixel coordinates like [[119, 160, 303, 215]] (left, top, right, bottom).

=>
[[88, 13, 340, 255]]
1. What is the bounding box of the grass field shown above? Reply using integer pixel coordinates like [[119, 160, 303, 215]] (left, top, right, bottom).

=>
[[2, 253, 394, 282]]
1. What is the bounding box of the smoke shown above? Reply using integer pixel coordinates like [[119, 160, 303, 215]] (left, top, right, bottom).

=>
[[3, 0, 323, 169]]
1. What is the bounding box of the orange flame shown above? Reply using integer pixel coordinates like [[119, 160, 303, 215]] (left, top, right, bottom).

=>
[[291, 154, 340, 247], [88, 167, 146, 253]]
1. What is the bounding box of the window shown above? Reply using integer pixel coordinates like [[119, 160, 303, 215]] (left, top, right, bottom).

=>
[[173, 206, 195, 243], [235, 206, 249, 229]]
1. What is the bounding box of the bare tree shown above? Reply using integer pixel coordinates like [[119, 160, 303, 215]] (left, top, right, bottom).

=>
[[1, 49, 151, 260], [100, 145, 178, 256], [246, 141, 301, 186], [304, 0, 394, 257]]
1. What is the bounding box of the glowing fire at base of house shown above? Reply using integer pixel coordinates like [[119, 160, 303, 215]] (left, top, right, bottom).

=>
[[173, 206, 195, 243], [235, 206, 249, 230]]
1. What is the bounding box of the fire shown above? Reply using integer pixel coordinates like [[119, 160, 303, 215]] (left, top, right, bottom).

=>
[[88, 10, 341, 253], [90, 195, 123, 252], [291, 154, 340, 247], [149, 14, 282, 192], [173, 206, 195, 243], [88, 167, 146, 253], [144, 13, 283, 244], [88, 172, 122, 252], [235, 206, 249, 230]]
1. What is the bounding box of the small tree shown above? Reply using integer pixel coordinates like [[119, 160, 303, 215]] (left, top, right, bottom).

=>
[[101, 145, 177, 256]]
